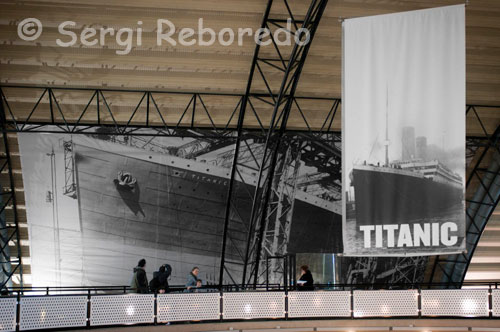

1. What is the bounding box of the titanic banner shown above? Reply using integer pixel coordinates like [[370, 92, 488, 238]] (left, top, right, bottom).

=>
[[342, 5, 466, 256]]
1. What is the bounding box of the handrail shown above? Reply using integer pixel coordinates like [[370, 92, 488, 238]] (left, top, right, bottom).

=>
[[1, 283, 285, 295], [2, 280, 499, 296]]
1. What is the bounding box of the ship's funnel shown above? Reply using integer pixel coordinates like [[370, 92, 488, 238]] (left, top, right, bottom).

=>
[[402, 126, 416, 161]]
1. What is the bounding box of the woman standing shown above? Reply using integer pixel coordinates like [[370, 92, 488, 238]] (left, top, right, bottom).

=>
[[297, 265, 314, 291]]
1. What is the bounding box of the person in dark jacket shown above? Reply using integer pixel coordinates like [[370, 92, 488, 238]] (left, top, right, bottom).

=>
[[185, 267, 201, 292], [150, 264, 171, 294], [130, 259, 148, 293], [297, 265, 314, 291]]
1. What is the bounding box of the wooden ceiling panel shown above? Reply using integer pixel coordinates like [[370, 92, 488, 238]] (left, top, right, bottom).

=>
[[0, 0, 499, 113]]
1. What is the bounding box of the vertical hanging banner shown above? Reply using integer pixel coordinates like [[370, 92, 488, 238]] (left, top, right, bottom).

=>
[[342, 5, 466, 256]]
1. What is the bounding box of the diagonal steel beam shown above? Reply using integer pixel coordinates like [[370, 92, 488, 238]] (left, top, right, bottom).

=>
[[240, 0, 329, 287], [428, 125, 500, 287], [0, 97, 23, 290], [218, 0, 275, 289]]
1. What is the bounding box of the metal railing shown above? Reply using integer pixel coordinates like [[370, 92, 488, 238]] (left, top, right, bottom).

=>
[[1, 281, 500, 332], [4, 280, 500, 296]]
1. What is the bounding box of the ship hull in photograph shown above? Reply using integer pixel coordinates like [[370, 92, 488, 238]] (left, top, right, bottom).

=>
[[351, 165, 464, 226], [73, 137, 342, 284]]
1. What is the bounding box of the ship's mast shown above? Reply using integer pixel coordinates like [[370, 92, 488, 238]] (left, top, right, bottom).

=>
[[385, 86, 389, 166]]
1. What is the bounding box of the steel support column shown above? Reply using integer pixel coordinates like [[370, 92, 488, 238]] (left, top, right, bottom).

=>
[[239, 0, 329, 287], [0, 98, 23, 290], [218, 0, 274, 289]]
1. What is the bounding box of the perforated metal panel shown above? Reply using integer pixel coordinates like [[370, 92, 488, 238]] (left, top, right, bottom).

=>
[[90, 294, 154, 326], [491, 289, 500, 317], [0, 297, 17, 332], [353, 290, 418, 317], [19, 296, 87, 330], [157, 292, 220, 322], [421, 289, 489, 317], [288, 291, 350, 318], [222, 292, 285, 320]]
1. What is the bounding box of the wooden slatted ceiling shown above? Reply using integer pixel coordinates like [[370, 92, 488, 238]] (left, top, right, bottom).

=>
[[0, 0, 499, 105], [0, 1, 499, 136], [0, 0, 500, 287], [0, 0, 499, 134]]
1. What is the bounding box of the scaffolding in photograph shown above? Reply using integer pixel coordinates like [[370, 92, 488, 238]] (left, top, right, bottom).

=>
[[63, 140, 77, 199]]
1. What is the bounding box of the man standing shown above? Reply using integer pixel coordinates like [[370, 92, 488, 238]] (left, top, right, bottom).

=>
[[185, 266, 201, 292], [130, 259, 148, 293], [150, 264, 171, 294]]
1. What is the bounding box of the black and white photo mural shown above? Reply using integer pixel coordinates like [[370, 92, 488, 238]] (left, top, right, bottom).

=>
[[18, 130, 343, 287], [342, 5, 466, 256], [19, 133, 239, 287]]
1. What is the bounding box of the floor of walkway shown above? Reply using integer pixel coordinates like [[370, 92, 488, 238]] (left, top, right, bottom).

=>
[[86, 318, 500, 332]]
